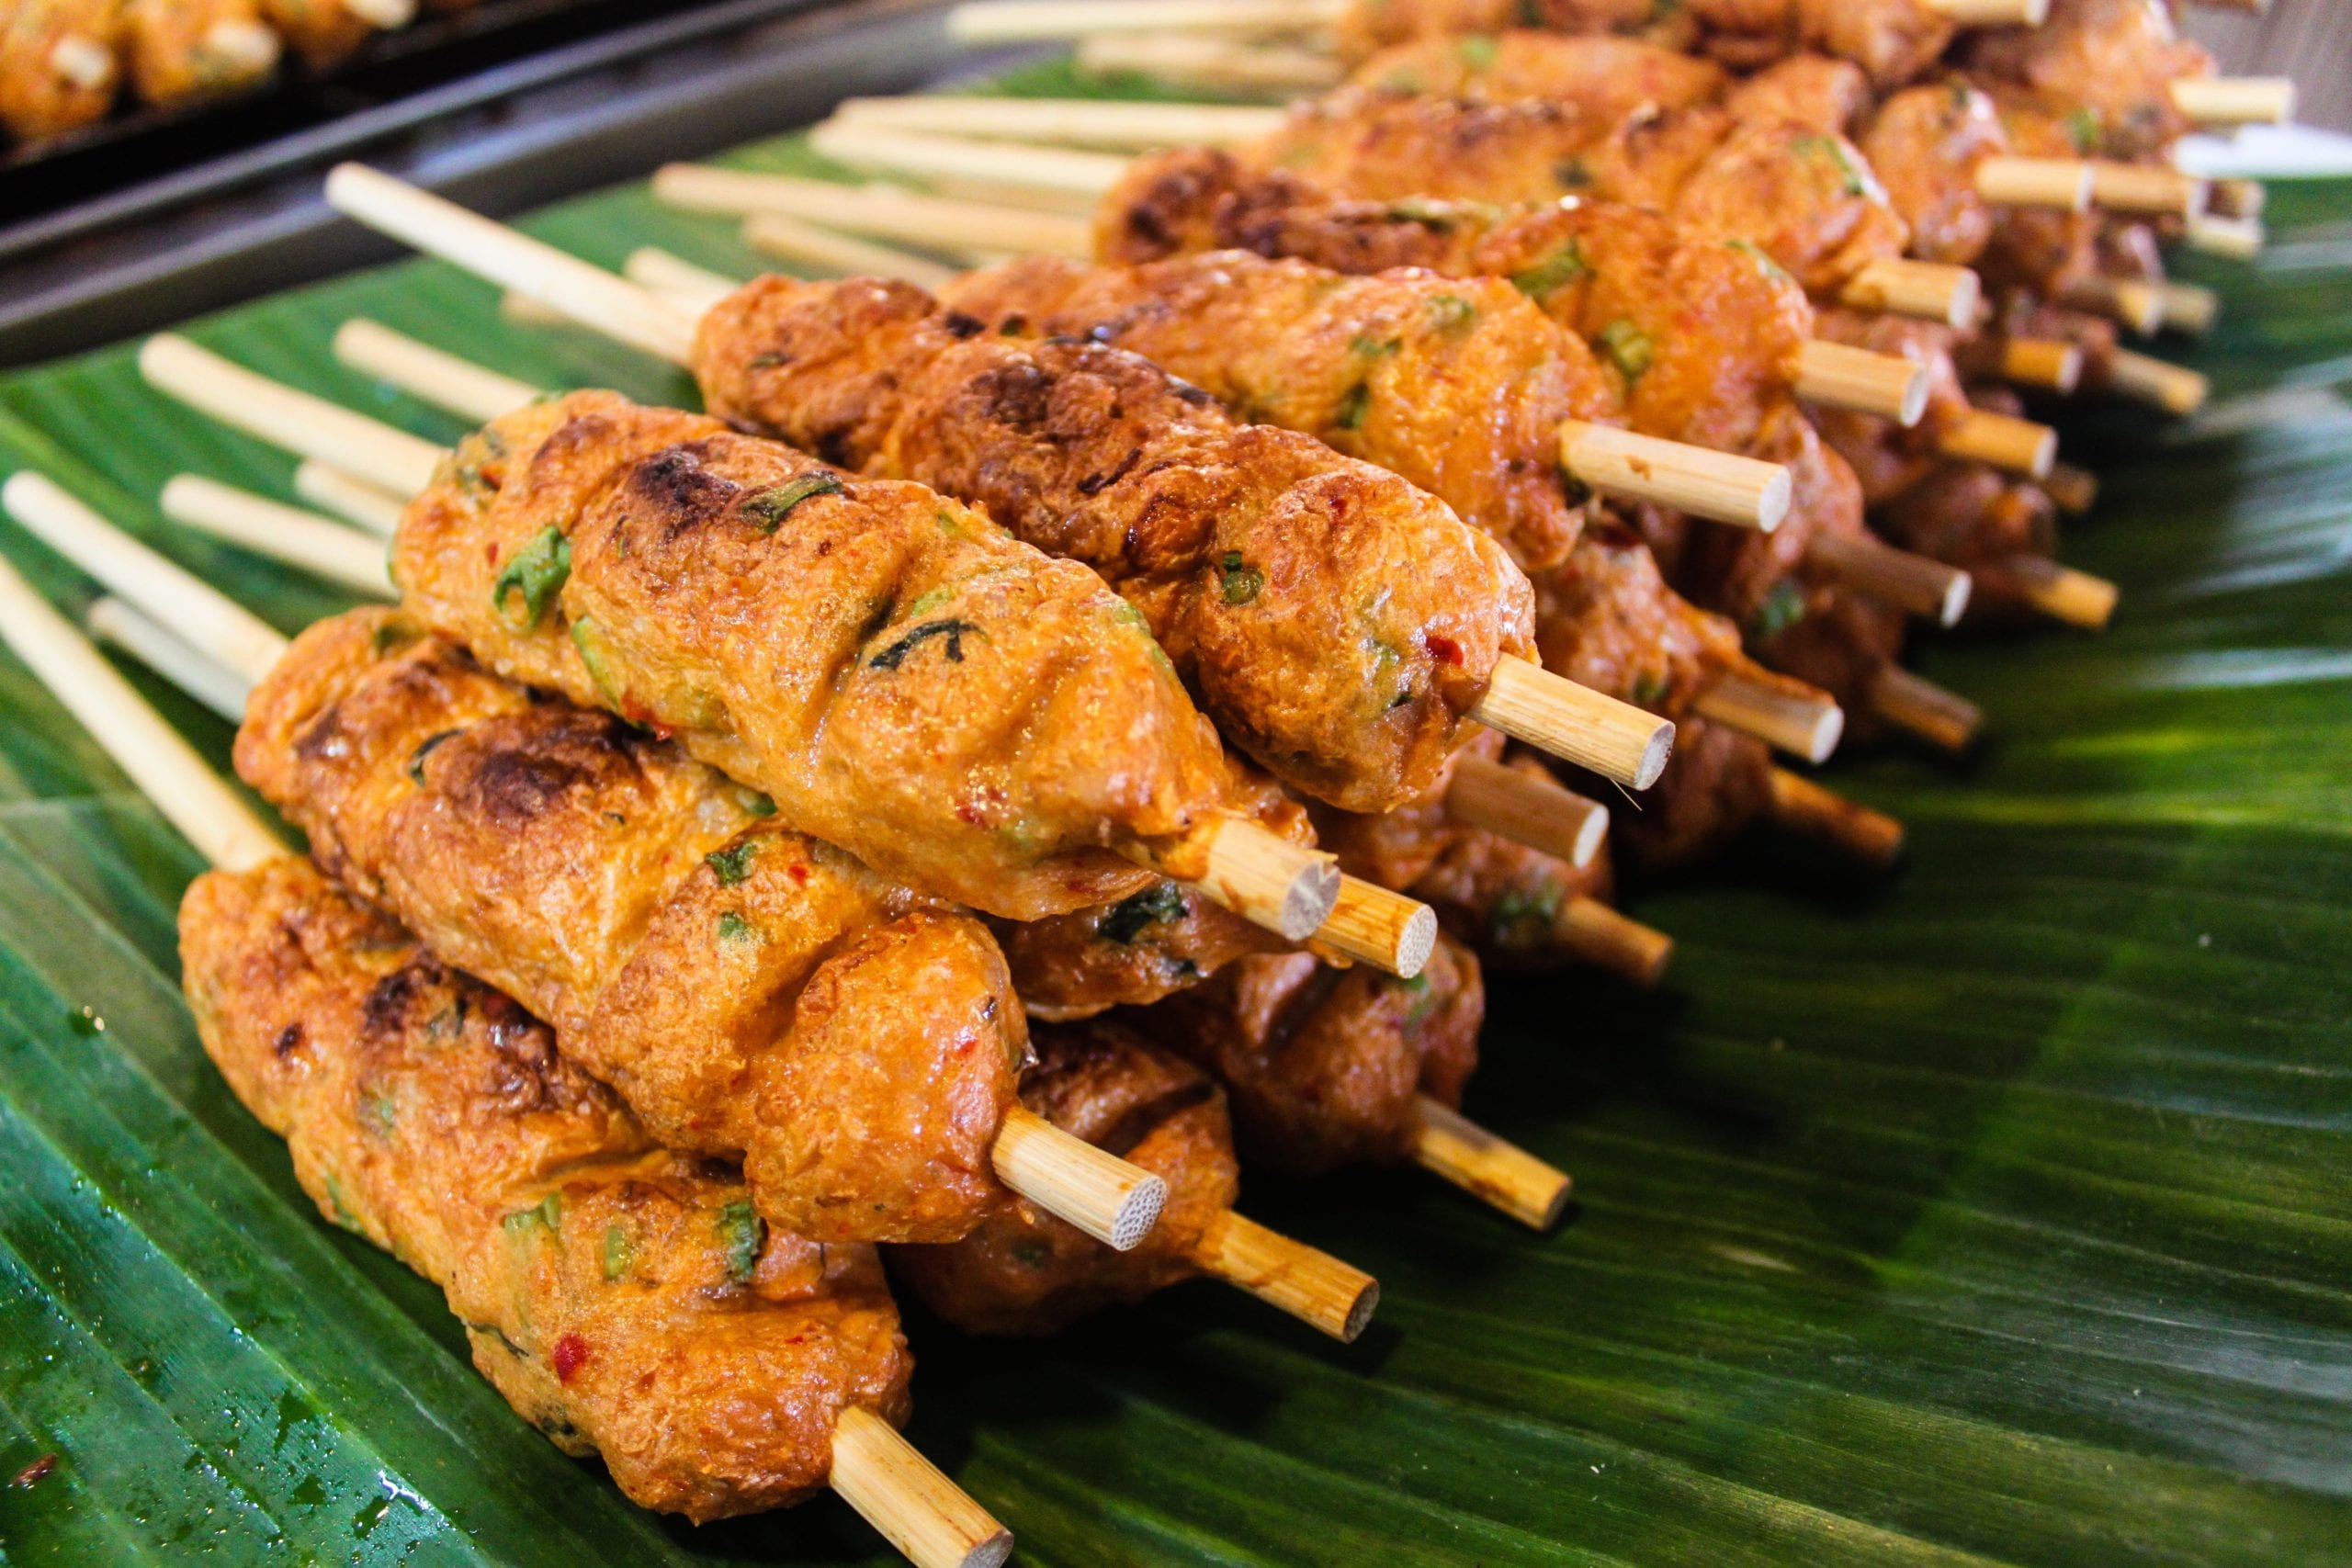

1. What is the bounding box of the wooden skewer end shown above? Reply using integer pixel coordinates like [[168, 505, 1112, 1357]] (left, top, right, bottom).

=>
[[829, 1406, 1012, 1568]]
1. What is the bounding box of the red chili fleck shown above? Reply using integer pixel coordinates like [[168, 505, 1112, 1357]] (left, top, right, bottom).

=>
[[551, 1334, 589, 1384], [10, 1454, 57, 1488], [1424, 634, 1464, 666], [484, 541, 501, 567], [786, 863, 809, 886], [955, 801, 984, 826]]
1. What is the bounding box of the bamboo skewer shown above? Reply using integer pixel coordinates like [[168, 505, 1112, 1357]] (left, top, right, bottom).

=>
[[0, 543, 1014, 1568], [1692, 669, 1845, 764], [86, 598, 252, 725], [2105, 349, 2210, 416], [2207, 178, 2265, 221], [336, 318, 539, 418], [1792, 342, 1930, 425], [1763, 769, 1905, 868], [3, 469, 1189, 1254], [2061, 275, 2165, 335], [2005, 557, 2119, 631], [1187, 1212, 1380, 1342], [835, 95, 1287, 151], [1553, 897, 1675, 988], [1998, 337, 2085, 392], [1557, 421, 1791, 532], [1075, 32, 1343, 91], [2168, 76, 2295, 129], [140, 334, 445, 497], [740, 214, 968, 288], [1409, 1097, 1574, 1230], [1973, 156, 2095, 211], [2086, 163, 2209, 220], [1445, 754, 1609, 869], [1317, 875, 1440, 979], [1938, 408, 2058, 479], [2041, 462, 2098, 517], [2184, 214, 2264, 260], [1838, 259, 1980, 329], [293, 462, 406, 536], [947, 0, 1345, 41], [1922, 0, 2048, 21], [656, 165, 1095, 258], [156, 476, 394, 599], [1470, 654, 1674, 789], [1805, 534, 1971, 626], [1869, 664, 1984, 753], [2153, 281, 2219, 336]]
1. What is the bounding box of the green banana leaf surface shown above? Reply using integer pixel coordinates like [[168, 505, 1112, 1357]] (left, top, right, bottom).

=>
[[0, 60, 2349, 1565]]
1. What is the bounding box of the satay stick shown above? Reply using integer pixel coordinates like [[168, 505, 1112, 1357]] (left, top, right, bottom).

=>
[[835, 95, 1286, 151], [86, 598, 252, 725], [1804, 534, 1972, 626], [293, 461, 406, 536], [1314, 873, 1435, 976], [2169, 76, 2295, 129], [157, 476, 393, 598], [1554, 897, 1674, 988], [1410, 1097, 1573, 1230], [1838, 259, 1981, 329], [0, 541, 1013, 1568], [2184, 213, 2264, 260], [1937, 407, 2057, 479], [811, 121, 1131, 201], [947, 0, 1344, 41], [193, 20, 280, 85], [1076, 32, 1344, 91], [829, 1409, 1014, 1568], [657, 165, 1095, 259], [346, 0, 418, 27], [1692, 666, 1844, 764], [1557, 421, 1791, 532], [1446, 753, 1608, 868], [1471, 655, 1674, 789], [1998, 337, 2084, 392], [2105, 349, 2209, 416], [1868, 664, 1983, 754], [336, 318, 540, 418], [49, 34, 116, 91], [2153, 281, 2219, 336], [2004, 556, 2118, 631], [140, 334, 444, 496], [2087, 162, 2209, 220], [1763, 768, 1904, 868], [4, 471, 1180, 1253], [737, 214, 965, 287], [1922, 0, 2048, 20], [1188, 1212, 1379, 1342], [1792, 342, 1928, 425], [2041, 461, 2098, 516], [1973, 156, 2094, 211], [2060, 275, 2165, 336]]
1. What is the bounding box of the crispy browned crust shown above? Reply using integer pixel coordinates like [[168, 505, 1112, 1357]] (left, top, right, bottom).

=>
[[889, 1021, 1239, 1335], [238, 607, 1030, 1245], [391, 389, 1239, 920], [694, 273, 1535, 813], [1136, 932, 1482, 1176], [179, 858, 911, 1521]]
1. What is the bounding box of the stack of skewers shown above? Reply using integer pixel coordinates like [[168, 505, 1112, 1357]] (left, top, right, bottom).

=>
[[0, 0, 2293, 1554], [0, 0, 492, 147]]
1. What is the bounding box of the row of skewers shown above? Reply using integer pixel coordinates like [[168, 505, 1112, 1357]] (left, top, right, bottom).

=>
[[0, 0, 2286, 1557], [0, 0, 483, 146]]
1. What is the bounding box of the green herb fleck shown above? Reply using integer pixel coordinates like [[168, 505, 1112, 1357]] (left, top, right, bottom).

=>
[[747, 353, 786, 369], [1216, 551, 1266, 605], [1335, 381, 1373, 431], [1428, 295, 1477, 335], [503, 1192, 561, 1237], [1101, 883, 1188, 944], [370, 621, 418, 657], [1793, 134, 1869, 197], [1749, 578, 1808, 640], [424, 998, 468, 1043], [1453, 33, 1498, 71], [1390, 970, 1439, 1026], [1011, 1239, 1053, 1269], [717, 1200, 764, 1284], [1510, 239, 1588, 298], [2065, 106, 2102, 155], [1630, 671, 1668, 708], [1488, 880, 1565, 943], [1350, 333, 1401, 358], [570, 616, 620, 705], [706, 840, 757, 887], [1598, 319, 1655, 380], [322, 1175, 365, 1234], [869, 618, 983, 670], [406, 729, 459, 786], [718, 911, 761, 946], [739, 790, 777, 818], [741, 473, 843, 534], [1726, 237, 1792, 284], [360, 1087, 396, 1140], [491, 527, 570, 630], [602, 1224, 634, 1281]]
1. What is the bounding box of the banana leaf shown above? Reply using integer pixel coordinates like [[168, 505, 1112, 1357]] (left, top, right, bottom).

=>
[[1, 61, 2350, 1563]]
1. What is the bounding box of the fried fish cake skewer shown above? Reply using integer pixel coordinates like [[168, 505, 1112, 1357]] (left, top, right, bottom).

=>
[[4, 473, 1175, 1251], [0, 555, 1006, 1562], [121, 0, 277, 107], [321, 168, 1687, 803]]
